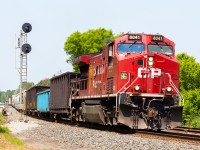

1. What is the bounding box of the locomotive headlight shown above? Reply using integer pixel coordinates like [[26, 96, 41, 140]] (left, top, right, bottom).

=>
[[166, 86, 172, 92], [134, 85, 140, 91], [148, 56, 154, 66], [148, 56, 154, 61], [148, 61, 154, 66]]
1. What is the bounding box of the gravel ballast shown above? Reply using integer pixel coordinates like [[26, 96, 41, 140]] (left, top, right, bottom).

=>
[[5, 107, 200, 150]]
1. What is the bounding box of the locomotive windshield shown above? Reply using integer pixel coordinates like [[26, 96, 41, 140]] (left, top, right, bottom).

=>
[[148, 45, 173, 55], [117, 43, 145, 53]]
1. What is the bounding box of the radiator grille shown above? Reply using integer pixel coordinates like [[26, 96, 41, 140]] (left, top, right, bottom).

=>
[[106, 78, 113, 94]]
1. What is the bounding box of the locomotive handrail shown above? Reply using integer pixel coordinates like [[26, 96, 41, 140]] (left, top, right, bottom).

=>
[[117, 73, 138, 93], [122, 76, 139, 93], [165, 73, 184, 106], [72, 89, 79, 96], [117, 73, 139, 93]]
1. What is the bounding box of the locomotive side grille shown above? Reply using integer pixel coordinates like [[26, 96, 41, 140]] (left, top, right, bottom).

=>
[[106, 78, 113, 94]]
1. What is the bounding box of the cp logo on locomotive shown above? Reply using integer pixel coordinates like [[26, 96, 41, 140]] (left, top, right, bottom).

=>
[[138, 68, 161, 78]]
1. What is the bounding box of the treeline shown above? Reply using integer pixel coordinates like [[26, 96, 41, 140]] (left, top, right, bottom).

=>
[[0, 79, 50, 103], [0, 90, 15, 103], [177, 53, 200, 127]]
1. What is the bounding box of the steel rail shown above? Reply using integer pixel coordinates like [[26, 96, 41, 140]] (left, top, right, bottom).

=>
[[173, 126, 200, 133], [135, 129, 200, 142]]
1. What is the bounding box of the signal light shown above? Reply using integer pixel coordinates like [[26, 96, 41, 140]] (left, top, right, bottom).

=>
[[22, 23, 32, 33], [22, 43, 31, 54]]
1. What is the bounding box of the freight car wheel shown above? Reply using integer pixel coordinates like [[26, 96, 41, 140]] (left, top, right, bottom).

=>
[[37, 112, 42, 118], [53, 114, 62, 123]]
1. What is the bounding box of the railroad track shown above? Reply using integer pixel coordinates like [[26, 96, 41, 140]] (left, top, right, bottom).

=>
[[75, 122, 200, 142], [28, 115, 200, 142], [135, 127, 200, 142], [15, 107, 200, 142], [173, 126, 200, 134]]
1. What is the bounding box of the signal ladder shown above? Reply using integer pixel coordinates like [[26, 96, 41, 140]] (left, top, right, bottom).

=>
[[21, 53, 27, 86]]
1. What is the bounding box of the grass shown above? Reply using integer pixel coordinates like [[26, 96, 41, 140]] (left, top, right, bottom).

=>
[[0, 126, 10, 133], [0, 114, 3, 125], [4, 133, 24, 146], [0, 114, 25, 149]]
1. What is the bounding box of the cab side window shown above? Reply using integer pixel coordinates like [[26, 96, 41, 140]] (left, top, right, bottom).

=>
[[109, 45, 113, 57], [108, 44, 114, 66]]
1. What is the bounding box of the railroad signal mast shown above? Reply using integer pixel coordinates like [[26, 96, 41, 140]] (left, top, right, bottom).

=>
[[16, 23, 32, 110]]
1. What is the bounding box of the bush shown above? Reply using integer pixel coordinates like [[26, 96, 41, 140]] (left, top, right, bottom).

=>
[[190, 116, 200, 128], [182, 89, 200, 127]]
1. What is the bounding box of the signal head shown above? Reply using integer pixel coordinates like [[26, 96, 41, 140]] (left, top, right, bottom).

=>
[[22, 43, 31, 54], [22, 23, 32, 33]]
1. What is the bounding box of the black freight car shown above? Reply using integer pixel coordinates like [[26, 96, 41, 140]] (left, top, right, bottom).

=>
[[26, 85, 50, 114], [50, 72, 80, 119]]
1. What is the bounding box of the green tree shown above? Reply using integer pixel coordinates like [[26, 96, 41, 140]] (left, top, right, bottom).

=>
[[0, 91, 6, 102], [37, 78, 50, 86], [176, 53, 200, 127], [14, 82, 34, 94], [0, 90, 15, 102], [177, 53, 200, 91], [64, 28, 115, 71], [182, 89, 200, 127]]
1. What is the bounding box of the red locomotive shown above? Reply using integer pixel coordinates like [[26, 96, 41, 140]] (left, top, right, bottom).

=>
[[71, 33, 183, 129]]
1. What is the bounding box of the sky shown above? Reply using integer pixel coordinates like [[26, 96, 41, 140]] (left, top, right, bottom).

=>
[[0, 0, 200, 91]]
